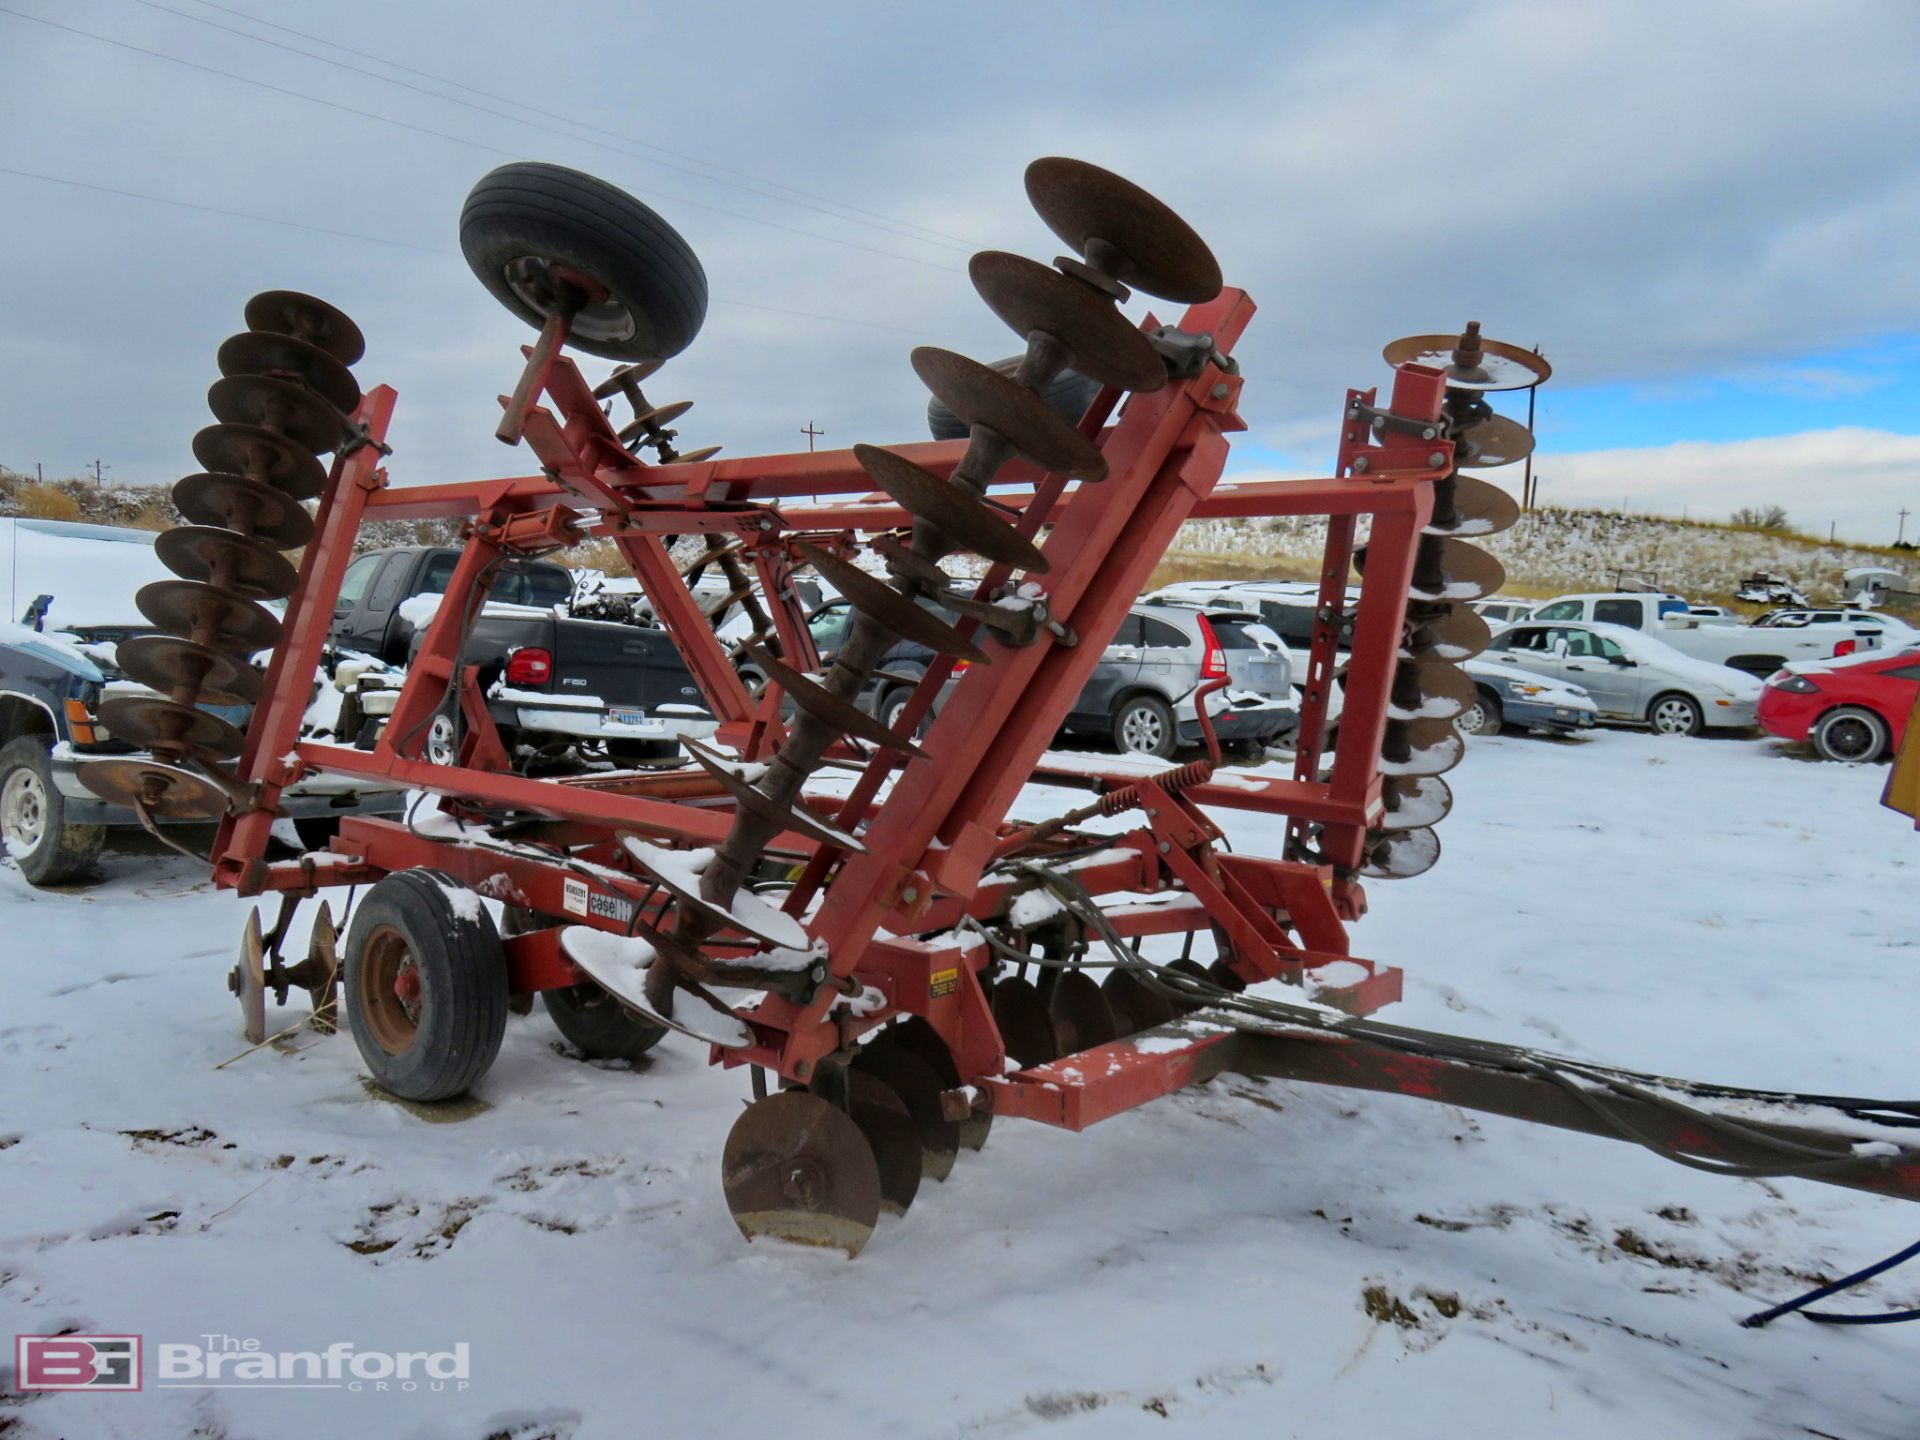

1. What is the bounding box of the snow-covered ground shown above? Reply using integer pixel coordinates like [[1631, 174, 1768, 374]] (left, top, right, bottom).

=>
[[2, 730, 1915, 1440]]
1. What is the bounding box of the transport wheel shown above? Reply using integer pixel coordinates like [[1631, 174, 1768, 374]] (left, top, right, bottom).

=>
[[1646, 692, 1703, 737], [1812, 705, 1889, 763], [292, 816, 340, 852], [343, 870, 508, 1102], [0, 738, 104, 887], [1113, 694, 1177, 759], [460, 162, 708, 363], [544, 982, 668, 1061], [927, 357, 1101, 440], [1457, 691, 1503, 737]]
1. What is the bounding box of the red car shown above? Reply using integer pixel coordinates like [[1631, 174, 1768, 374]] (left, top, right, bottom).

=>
[[1758, 645, 1920, 762]]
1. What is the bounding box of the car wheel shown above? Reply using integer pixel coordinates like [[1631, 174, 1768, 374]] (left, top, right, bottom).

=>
[[1112, 694, 1177, 759], [879, 685, 915, 734], [1457, 690, 1503, 737], [1811, 705, 1889, 763], [1647, 692, 1704, 737], [0, 737, 104, 886]]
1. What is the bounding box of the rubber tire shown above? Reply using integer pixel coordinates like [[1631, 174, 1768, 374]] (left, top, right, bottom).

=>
[[927, 357, 1101, 440], [1811, 705, 1889, 763], [878, 685, 915, 733], [1458, 690, 1503, 737], [292, 816, 340, 852], [460, 162, 708, 363], [343, 870, 508, 1102], [0, 737, 104, 886], [1112, 694, 1178, 759], [1646, 691, 1704, 737], [544, 984, 668, 1062]]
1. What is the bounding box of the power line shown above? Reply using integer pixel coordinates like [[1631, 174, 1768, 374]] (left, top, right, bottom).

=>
[[126, 0, 975, 256], [182, 0, 984, 252], [0, 166, 935, 338], [0, 5, 956, 275]]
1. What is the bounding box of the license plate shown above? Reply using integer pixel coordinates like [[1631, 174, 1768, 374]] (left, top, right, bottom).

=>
[[608, 705, 647, 727]]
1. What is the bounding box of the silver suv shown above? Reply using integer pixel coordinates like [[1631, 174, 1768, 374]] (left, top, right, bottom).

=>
[[1061, 602, 1296, 758]]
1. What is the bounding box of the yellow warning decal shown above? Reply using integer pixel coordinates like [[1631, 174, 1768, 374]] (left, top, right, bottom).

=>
[[930, 967, 960, 999]]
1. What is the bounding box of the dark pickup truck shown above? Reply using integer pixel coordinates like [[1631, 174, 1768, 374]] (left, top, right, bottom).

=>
[[326, 545, 716, 764]]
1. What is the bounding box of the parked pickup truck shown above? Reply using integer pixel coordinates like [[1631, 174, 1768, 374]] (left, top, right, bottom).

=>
[[326, 545, 716, 764], [1522, 592, 1910, 677]]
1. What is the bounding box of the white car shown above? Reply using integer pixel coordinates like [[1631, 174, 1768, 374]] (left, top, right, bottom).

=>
[[1480, 620, 1761, 735], [1468, 597, 1535, 629]]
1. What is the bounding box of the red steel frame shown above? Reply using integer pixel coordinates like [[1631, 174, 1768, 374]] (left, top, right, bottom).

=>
[[211, 290, 1464, 1133]]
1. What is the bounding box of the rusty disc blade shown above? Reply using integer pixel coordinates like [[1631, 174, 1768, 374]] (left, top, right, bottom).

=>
[[1354, 536, 1506, 604], [670, 445, 722, 464], [850, 1045, 958, 1182], [172, 472, 314, 549], [681, 736, 865, 852], [590, 359, 665, 398], [136, 579, 282, 653], [1404, 602, 1491, 664], [244, 289, 365, 365], [868, 1016, 988, 1151], [73, 756, 229, 820], [794, 544, 988, 663], [1103, 967, 1182, 1037], [306, 899, 341, 1031], [1361, 826, 1442, 880], [820, 1068, 923, 1215], [1456, 413, 1534, 468], [217, 330, 361, 414], [1383, 332, 1551, 391], [154, 526, 299, 601], [1046, 968, 1118, 1054], [1378, 716, 1467, 778], [1380, 774, 1453, 831], [991, 974, 1059, 1068], [207, 375, 349, 454], [191, 423, 330, 498], [1162, 957, 1214, 1014], [231, 909, 269, 1044], [1427, 473, 1520, 539], [722, 1091, 881, 1257], [1388, 658, 1477, 722], [968, 251, 1166, 393], [751, 648, 922, 757], [848, 1096, 922, 1217], [95, 695, 247, 760], [853, 444, 1048, 573], [910, 347, 1108, 481], [614, 836, 810, 950], [1025, 157, 1222, 303], [632, 399, 692, 429], [115, 634, 264, 707]]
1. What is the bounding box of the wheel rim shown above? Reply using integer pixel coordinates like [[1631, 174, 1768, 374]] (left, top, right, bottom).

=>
[[357, 924, 423, 1055], [504, 257, 637, 346], [1121, 706, 1166, 752], [1824, 715, 1876, 760], [885, 697, 909, 730], [1459, 702, 1486, 734], [1, 767, 47, 857], [1651, 699, 1694, 734], [426, 714, 457, 766]]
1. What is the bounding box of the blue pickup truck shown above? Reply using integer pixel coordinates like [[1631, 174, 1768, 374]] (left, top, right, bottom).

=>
[[0, 519, 402, 886]]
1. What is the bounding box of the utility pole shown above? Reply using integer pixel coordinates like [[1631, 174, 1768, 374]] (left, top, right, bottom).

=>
[[89, 459, 109, 485], [1830, 521, 1837, 542], [800, 422, 823, 453], [1899, 507, 1912, 545]]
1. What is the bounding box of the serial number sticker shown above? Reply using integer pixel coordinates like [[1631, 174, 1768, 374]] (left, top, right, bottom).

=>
[[608, 705, 647, 727], [562, 877, 589, 916], [929, 967, 960, 999]]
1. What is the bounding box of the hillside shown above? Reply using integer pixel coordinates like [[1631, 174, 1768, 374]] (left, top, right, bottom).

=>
[[1154, 504, 1917, 609]]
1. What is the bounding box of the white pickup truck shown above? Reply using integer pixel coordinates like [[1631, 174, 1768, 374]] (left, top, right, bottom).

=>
[[1522, 592, 1913, 677]]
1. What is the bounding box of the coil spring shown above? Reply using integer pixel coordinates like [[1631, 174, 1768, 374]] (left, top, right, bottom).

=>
[[1096, 756, 1215, 816]]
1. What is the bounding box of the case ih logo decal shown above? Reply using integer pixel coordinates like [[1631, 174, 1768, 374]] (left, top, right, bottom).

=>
[[15, 1335, 142, 1390]]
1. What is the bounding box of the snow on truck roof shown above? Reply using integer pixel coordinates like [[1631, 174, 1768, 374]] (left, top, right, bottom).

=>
[[0, 517, 173, 628]]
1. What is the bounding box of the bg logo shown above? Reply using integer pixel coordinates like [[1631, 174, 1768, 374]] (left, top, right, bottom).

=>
[[14, 1335, 143, 1391]]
